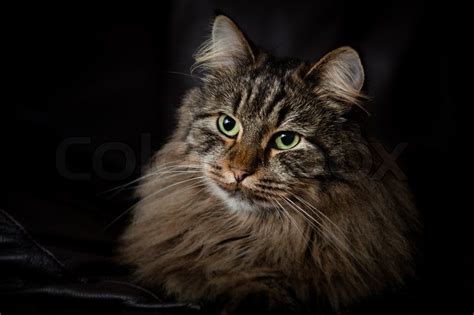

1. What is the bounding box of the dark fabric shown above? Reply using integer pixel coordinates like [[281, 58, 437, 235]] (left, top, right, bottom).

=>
[[0, 208, 200, 314], [2, 1, 465, 314]]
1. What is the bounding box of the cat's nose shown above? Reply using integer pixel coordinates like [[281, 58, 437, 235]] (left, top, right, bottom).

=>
[[231, 169, 249, 183]]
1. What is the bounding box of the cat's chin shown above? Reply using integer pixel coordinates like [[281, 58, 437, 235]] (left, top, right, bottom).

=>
[[205, 179, 270, 212]]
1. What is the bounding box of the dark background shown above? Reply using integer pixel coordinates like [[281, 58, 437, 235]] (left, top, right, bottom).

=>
[[2, 1, 467, 314]]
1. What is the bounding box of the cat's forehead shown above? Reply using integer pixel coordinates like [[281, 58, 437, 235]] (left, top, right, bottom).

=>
[[201, 59, 327, 137], [237, 71, 287, 114], [227, 63, 306, 113], [236, 66, 318, 129]]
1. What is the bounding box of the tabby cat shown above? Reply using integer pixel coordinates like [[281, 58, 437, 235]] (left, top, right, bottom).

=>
[[120, 15, 418, 314]]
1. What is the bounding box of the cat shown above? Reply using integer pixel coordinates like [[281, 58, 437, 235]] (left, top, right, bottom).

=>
[[119, 15, 418, 314]]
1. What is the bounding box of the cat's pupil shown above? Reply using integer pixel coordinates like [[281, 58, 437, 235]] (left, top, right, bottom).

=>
[[280, 133, 294, 146], [223, 117, 236, 131]]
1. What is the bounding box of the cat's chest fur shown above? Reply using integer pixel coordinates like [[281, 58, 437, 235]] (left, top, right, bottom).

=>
[[120, 156, 314, 300], [134, 171, 309, 270]]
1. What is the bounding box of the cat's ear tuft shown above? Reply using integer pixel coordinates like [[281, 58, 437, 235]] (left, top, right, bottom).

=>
[[192, 15, 254, 72], [305, 47, 366, 106]]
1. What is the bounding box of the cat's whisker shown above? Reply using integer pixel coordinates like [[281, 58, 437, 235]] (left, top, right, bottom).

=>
[[284, 195, 352, 255], [147, 165, 202, 177], [291, 194, 352, 245], [290, 194, 376, 266], [283, 199, 320, 262], [103, 176, 207, 230], [146, 170, 203, 180], [100, 162, 202, 195], [142, 160, 201, 174], [282, 196, 356, 261], [151, 160, 197, 168], [273, 199, 307, 242], [119, 170, 204, 195], [287, 195, 342, 236], [103, 169, 203, 199], [255, 182, 286, 191], [286, 194, 373, 285], [160, 70, 201, 81], [150, 163, 201, 172], [271, 200, 284, 224], [280, 197, 323, 238], [117, 170, 201, 193], [137, 176, 207, 207], [99, 172, 158, 196], [144, 163, 201, 177], [289, 203, 367, 278]]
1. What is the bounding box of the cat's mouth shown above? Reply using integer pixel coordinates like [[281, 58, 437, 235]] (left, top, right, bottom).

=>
[[207, 178, 270, 211], [213, 181, 246, 197], [223, 187, 247, 199]]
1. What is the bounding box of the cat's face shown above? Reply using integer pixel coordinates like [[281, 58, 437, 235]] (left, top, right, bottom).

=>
[[187, 67, 329, 211], [183, 16, 366, 212]]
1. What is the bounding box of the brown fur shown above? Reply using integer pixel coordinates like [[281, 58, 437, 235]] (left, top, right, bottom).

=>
[[119, 15, 418, 314]]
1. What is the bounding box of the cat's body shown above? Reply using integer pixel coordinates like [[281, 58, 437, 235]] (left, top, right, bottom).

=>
[[120, 16, 418, 314]]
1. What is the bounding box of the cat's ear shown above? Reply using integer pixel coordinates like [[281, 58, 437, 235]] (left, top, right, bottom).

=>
[[305, 47, 365, 105], [193, 15, 255, 72]]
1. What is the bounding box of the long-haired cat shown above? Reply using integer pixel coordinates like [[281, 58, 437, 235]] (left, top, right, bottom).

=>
[[120, 15, 418, 314]]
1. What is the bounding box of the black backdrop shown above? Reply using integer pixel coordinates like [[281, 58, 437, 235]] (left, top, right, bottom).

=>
[[2, 1, 466, 314]]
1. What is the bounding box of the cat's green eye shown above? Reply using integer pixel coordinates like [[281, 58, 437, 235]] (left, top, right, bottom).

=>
[[217, 114, 240, 137], [273, 132, 300, 150]]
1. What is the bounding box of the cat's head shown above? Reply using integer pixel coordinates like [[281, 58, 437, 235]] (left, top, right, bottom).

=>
[[182, 15, 368, 212]]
